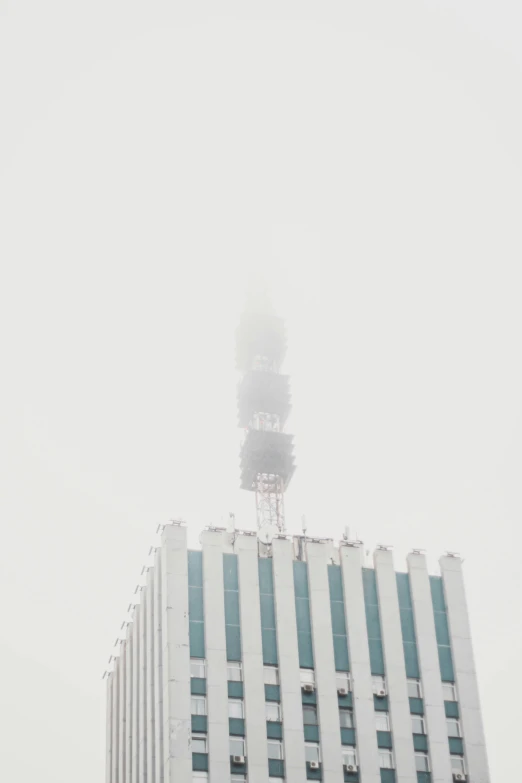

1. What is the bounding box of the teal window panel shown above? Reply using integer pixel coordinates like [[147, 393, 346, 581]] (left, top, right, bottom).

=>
[[262, 628, 278, 666], [297, 633, 314, 669], [306, 763, 322, 780], [374, 695, 389, 711], [341, 728, 356, 746], [302, 689, 317, 706], [189, 623, 205, 658], [333, 636, 350, 672], [304, 725, 320, 742], [338, 692, 353, 709], [259, 557, 275, 594], [331, 601, 348, 636], [267, 721, 283, 739], [191, 715, 207, 733], [399, 609, 416, 643], [265, 684, 280, 702], [223, 554, 239, 590], [449, 737, 464, 755], [226, 625, 242, 661], [444, 701, 459, 719], [293, 561, 310, 598], [191, 678, 207, 695], [268, 759, 285, 778], [189, 587, 205, 622], [328, 565, 344, 601], [437, 647, 455, 682], [434, 612, 451, 646], [295, 598, 313, 634], [228, 681, 244, 699], [260, 593, 276, 629], [409, 697, 424, 715], [362, 568, 379, 605], [403, 642, 420, 679], [365, 607, 382, 640], [224, 591, 241, 624], [229, 718, 245, 736], [344, 772, 359, 783], [369, 639, 385, 676], [396, 573, 413, 609], [413, 734, 428, 752], [192, 753, 208, 772], [417, 773, 431, 783], [377, 731, 393, 749], [380, 769, 396, 783], [188, 551, 203, 586], [230, 757, 248, 775], [429, 577, 446, 612]]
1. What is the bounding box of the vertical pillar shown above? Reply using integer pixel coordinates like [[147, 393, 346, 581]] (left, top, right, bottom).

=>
[[112, 656, 120, 783], [440, 556, 490, 783], [201, 530, 230, 783], [146, 569, 155, 783], [106, 671, 114, 783], [408, 553, 453, 783], [119, 642, 127, 783], [153, 550, 163, 783], [139, 589, 147, 783], [236, 535, 270, 783], [132, 607, 140, 783], [272, 538, 307, 783], [374, 549, 416, 782], [125, 622, 133, 783], [161, 523, 191, 783], [340, 544, 380, 783], [307, 541, 343, 783]]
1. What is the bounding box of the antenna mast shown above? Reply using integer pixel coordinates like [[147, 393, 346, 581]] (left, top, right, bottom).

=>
[[236, 295, 296, 532]]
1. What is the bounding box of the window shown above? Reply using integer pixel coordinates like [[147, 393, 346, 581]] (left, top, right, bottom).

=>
[[264, 666, 279, 685], [411, 716, 425, 735], [342, 748, 357, 767], [228, 662, 243, 682], [415, 754, 430, 772], [193, 774, 208, 783], [447, 719, 461, 738], [339, 709, 354, 729], [451, 756, 466, 774], [336, 672, 351, 692], [230, 737, 245, 757], [442, 683, 457, 702], [191, 696, 207, 716], [375, 713, 390, 732], [305, 743, 321, 763], [303, 705, 318, 725], [372, 675, 386, 694], [192, 734, 207, 753], [407, 679, 422, 699], [191, 659, 206, 679], [229, 700, 244, 719], [300, 669, 315, 685], [266, 702, 281, 722], [379, 751, 394, 769], [267, 740, 284, 760]]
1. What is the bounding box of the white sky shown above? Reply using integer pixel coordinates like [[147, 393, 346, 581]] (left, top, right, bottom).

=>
[[1, 0, 521, 779]]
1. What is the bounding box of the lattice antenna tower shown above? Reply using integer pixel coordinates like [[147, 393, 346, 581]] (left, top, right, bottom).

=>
[[236, 294, 296, 533]]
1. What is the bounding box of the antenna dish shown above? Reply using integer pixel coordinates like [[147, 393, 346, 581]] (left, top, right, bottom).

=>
[[258, 524, 278, 545]]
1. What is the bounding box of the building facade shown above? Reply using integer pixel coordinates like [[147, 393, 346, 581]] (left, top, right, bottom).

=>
[[105, 522, 490, 783]]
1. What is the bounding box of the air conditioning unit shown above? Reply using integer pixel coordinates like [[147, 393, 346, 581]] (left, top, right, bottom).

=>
[[344, 764, 358, 772], [232, 755, 246, 765], [308, 761, 320, 770], [453, 775, 466, 782], [338, 687, 349, 696], [303, 683, 315, 693], [375, 688, 387, 698]]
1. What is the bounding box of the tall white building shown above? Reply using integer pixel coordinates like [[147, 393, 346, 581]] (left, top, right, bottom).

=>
[[105, 521, 490, 783]]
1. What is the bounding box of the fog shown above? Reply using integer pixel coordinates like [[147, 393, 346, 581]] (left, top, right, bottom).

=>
[[1, 1, 521, 779]]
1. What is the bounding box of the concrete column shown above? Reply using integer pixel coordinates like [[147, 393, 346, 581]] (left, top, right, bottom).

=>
[[201, 530, 230, 783], [139, 590, 147, 783], [374, 549, 416, 782], [106, 672, 114, 783], [408, 553, 453, 783], [340, 544, 380, 783], [112, 656, 120, 783], [272, 537, 307, 783], [307, 541, 343, 783], [236, 534, 270, 783], [161, 523, 191, 783], [119, 643, 127, 783], [440, 556, 490, 783], [132, 607, 140, 783], [153, 550, 163, 783], [146, 569, 155, 783], [125, 622, 133, 783]]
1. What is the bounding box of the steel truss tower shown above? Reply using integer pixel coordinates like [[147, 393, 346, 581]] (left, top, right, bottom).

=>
[[236, 299, 296, 532]]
